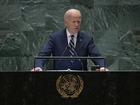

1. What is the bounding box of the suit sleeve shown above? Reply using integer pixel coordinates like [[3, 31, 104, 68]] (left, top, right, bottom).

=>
[[35, 35, 54, 69], [88, 38, 107, 68]]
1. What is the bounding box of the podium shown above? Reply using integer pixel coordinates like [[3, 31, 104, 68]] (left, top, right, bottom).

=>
[[0, 71, 140, 105]]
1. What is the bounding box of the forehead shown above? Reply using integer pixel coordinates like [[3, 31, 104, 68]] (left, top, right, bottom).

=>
[[69, 11, 81, 18], [68, 13, 81, 21], [70, 14, 81, 19]]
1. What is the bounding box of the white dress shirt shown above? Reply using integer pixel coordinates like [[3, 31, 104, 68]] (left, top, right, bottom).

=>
[[66, 29, 77, 47]]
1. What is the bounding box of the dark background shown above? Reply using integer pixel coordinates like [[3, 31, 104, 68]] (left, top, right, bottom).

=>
[[0, 0, 140, 71]]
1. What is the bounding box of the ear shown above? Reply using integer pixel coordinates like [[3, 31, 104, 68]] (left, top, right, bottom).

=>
[[64, 20, 68, 27]]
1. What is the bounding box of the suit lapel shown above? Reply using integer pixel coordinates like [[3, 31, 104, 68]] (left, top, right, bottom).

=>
[[62, 29, 68, 49], [75, 32, 83, 50]]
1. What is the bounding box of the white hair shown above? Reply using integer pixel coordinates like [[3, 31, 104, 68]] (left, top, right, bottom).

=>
[[64, 9, 81, 20]]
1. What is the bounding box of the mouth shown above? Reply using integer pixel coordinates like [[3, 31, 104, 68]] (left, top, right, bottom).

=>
[[74, 28, 79, 30]]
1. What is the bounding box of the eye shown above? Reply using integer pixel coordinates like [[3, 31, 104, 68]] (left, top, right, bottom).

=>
[[73, 21, 76, 23]]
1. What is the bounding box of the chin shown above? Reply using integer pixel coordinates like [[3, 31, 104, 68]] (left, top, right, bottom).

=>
[[74, 29, 79, 33]]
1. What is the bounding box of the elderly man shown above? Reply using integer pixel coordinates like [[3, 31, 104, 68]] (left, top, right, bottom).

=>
[[32, 9, 108, 71]]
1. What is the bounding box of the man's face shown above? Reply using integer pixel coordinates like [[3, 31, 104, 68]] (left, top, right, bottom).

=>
[[65, 14, 81, 34]]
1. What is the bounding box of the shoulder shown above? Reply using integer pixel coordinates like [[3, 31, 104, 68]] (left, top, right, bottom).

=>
[[79, 31, 93, 40], [51, 29, 65, 38]]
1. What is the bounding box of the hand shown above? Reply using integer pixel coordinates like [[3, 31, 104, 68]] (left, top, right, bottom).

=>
[[96, 67, 109, 72], [31, 67, 43, 72]]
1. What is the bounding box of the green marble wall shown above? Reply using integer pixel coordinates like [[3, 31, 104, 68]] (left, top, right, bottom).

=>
[[0, 0, 140, 71]]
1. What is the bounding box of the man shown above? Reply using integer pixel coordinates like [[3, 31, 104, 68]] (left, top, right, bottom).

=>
[[32, 9, 108, 71]]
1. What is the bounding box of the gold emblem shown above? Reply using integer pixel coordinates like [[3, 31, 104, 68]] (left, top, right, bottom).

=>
[[56, 74, 84, 98]]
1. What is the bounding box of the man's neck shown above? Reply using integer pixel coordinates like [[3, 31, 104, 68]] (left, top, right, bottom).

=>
[[66, 29, 77, 37]]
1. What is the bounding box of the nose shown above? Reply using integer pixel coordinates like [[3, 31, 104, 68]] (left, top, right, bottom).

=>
[[75, 22, 79, 26]]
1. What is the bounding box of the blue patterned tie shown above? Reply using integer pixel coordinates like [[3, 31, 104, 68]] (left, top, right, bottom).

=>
[[69, 35, 76, 56]]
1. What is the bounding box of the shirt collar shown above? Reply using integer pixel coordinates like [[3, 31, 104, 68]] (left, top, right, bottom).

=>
[[66, 29, 78, 38]]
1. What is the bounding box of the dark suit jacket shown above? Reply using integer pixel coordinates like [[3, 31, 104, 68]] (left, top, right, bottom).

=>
[[35, 29, 106, 70]]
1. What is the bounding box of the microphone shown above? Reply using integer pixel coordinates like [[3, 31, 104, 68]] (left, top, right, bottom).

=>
[[61, 45, 69, 56], [70, 47, 84, 70], [55, 45, 69, 68], [78, 58, 84, 70], [59, 44, 84, 70], [57, 44, 84, 70]]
